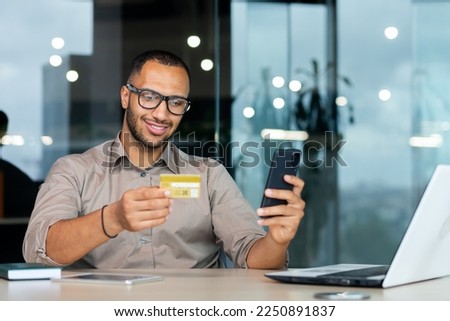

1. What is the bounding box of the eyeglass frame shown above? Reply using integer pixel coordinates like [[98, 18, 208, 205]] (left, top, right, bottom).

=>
[[125, 83, 191, 115]]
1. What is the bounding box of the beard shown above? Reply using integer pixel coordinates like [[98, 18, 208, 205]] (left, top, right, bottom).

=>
[[125, 105, 171, 150]]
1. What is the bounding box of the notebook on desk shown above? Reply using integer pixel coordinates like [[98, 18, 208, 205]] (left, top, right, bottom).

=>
[[266, 164, 450, 288]]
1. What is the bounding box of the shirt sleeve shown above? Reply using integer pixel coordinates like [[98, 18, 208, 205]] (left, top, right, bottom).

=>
[[22, 157, 83, 266], [207, 164, 267, 268]]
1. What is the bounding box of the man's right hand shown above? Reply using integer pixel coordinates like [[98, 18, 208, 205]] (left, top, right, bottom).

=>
[[104, 186, 172, 236], [46, 186, 171, 265]]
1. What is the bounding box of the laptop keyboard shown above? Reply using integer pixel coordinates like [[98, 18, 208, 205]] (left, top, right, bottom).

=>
[[324, 265, 390, 278]]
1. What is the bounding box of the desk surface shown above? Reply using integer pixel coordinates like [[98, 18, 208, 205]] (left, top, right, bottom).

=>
[[1, 268, 450, 301]]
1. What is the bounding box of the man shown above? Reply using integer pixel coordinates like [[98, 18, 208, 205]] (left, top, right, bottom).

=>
[[0, 110, 38, 218], [23, 50, 305, 269]]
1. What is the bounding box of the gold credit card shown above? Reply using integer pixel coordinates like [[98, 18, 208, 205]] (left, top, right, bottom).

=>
[[160, 174, 201, 198]]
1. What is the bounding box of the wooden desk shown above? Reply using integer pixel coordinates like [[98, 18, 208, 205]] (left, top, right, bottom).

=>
[[1, 268, 450, 301]]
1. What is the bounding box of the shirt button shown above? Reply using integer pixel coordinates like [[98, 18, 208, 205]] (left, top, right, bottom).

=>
[[140, 172, 146, 177], [140, 236, 151, 244]]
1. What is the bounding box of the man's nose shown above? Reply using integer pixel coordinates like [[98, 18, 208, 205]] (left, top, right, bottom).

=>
[[150, 99, 171, 119]]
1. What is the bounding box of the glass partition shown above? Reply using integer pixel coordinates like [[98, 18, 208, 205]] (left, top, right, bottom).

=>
[[231, 0, 450, 267], [1, 0, 94, 220]]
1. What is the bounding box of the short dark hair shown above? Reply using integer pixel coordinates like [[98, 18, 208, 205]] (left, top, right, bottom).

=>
[[0, 110, 8, 129], [0, 111, 8, 143], [127, 50, 191, 84]]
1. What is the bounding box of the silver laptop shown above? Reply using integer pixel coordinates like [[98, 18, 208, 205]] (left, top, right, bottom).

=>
[[266, 164, 450, 288]]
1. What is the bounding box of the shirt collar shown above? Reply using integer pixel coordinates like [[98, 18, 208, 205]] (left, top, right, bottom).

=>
[[160, 141, 180, 174], [105, 133, 128, 172], [107, 132, 181, 174]]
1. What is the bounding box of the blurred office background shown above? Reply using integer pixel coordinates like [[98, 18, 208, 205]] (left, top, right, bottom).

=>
[[1, 0, 449, 266]]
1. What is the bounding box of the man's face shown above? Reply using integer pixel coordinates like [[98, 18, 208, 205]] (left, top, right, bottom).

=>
[[120, 60, 190, 149]]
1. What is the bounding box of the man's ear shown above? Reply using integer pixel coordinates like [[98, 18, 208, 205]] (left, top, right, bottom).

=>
[[120, 85, 130, 110]]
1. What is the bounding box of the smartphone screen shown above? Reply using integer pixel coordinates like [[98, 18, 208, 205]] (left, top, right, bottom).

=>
[[260, 148, 301, 208]]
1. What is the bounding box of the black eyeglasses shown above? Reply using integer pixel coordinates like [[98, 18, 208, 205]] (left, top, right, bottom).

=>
[[126, 83, 191, 116]]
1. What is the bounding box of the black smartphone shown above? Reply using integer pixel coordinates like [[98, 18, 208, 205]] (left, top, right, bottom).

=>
[[260, 148, 302, 208]]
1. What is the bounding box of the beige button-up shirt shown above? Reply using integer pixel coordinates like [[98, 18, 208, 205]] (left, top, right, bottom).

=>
[[23, 135, 266, 268]]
